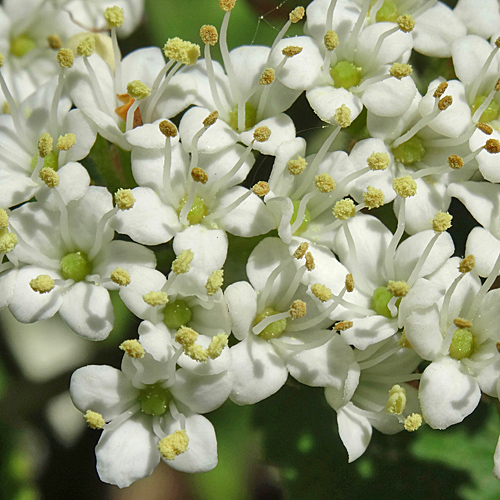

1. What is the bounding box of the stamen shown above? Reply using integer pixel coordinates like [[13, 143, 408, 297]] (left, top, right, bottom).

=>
[[119, 339, 145, 358], [207, 333, 228, 359], [76, 36, 95, 57], [387, 280, 409, 297], [294, 242, 309, 259], [305, 252, 315, 271], [393, 176, 417, 197], [346, 274, 354, 292], [110, 267, 131, 286], [47, 34, 62, 50], [288, 156, 307, 175], [29, 274, 55, 294], [315, 173, 336, 193], [104, 6, 125, 94], [289, 299, 307, 319], [125, 81, 150, 131], [432, 211, 452, 232], [404, 413, 422, 431], [324, 30, 339, 51], [143, 291, 169, 306], [252, 181, 269, 197], [158, 430, 189, 460], [459, 255, 475, 274], [469, 39, 500, 106], [39, 167, 59, 188], [200, 25, 225, 115], [333, 199, 355, 220], [311, 283, 333, 302], [191, 167, 208, 184], [253, 126, 271, 142], [56, 48, 74, 68], [38, 133, 53, 158], [334, 320, 353, 331], [454, 318, 472, 329], [57, 133, 76, 151], [0, 209, 8, 229], [206, 270, 224, 296], [172, 249, 194, 275], [390, 63, 413, 79], [84, 410, 105, 430], [282, 46, 303, 58], [160, 120, 178, 202], [385, 384, 406, 414], [114, 188, 135, 210], [363, 186, 385, 209]]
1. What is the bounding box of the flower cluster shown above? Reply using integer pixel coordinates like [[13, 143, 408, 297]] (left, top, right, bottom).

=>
[[2, 0, 500, 489]]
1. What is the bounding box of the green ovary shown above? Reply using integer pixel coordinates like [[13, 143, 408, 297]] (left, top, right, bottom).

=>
[[229, 101, 257, 131], [60, 252, 92, 282], [254, 307, 287, 341], [330, 61, 362, 89], [178, 195, 208, 225], [471, 95, 499, 123], [290, 200, 311, 236], [449, 329, 476, 360], [392, 136, 426, 166], [372, 286, 394, 318], [139, 383, 172, 416], [374, 0, 398, 22], [163, 300, 193, 330], [30, 151, 59, 171], [10, 34, 37, 58]]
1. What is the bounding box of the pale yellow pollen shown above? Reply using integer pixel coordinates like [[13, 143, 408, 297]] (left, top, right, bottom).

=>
[[110, 267, 131, 286], [39, 167, 60, 188], [495, 37, 500, 48], [496, 342, 500, 354], [404, 413, 423, 432], [282, 45, 303, 58], [397, 14, 415, 32], [143, 291, 169, 306], [289, 6, 305, 23], [333, 199, 355, 220], [0, 52, 5, 67], [390, 63, 412, 79], [398, 330, 412, 349], [0, 209, 8, 229], [38, 133, 53, 158], [363, 186, 385, 209], [57, 48, 74, 68], [0, 233, 17, 253], [159, 120, 178, 138], [315, 173, 336, 193], [387, 280, 410, 297], [200, 25, 218, 46], [345, 273, 354, 292], [104, 6, 125, 28], [334, 320, 353, 331], [127, 80, 150, 100], [287, 156, 307, 175], [57, 133, 76, 151], [114, 188, 135, 210], [119, 339, 145, 358], [294, 242, 309, 259], [289, 299, 307, 319], [252, 181, 270, 197], [447, 154, 464, 170], [305, 251, 315, 271], [219, 0, 237, 11], [385, 384, 407, 414], [84, 410, 105, 430], [324, 30, 339, 51], [454, 318, 472, 329], [185, 343, 209, 362], [432, 211, 452, 233], [172, 249, 194, 275], [311, 283, 332, 302], [207, 333, 228, 359], [76, 36, 96, 57], [459, 255, 475, 274], [484, 138, 500, 154], [433, 82, 448, 99], [29, 274, 55, 294], [203, 110, 218, 127], [334, 104, 352, 128], [191, 167, 208, 184], [163, 38, 201, 65], [393, 175, 417, 198], [438, 95, 453, 111], [47, 34, 62, 50], [259, 68, 275, 85], [3, 101, 10, 114], [367, 151, 389, 171], [158, 430, 189, 461], [175, 326, 198, 347], [254, 126, 271, 142], [477, 122, 493, 135], [206, 269, 224, 296]]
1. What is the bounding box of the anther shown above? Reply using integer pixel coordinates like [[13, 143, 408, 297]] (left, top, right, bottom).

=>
[[47, 34, 62, 50], [345, 274, 354, 292], [454, 318, 472, 329], [38, 133, 53, 158], [484, 138, 500, 153], [390, 63, 412, 79], [0, 53, 4, 67], [206, 270, 224, 295], [289, 300, 306, 319], [496, 342, 500, 353], [432, 211, 452, 232], [324, 30, 339, 51], [127, 80, 150, 100], [334, 320, 353, 331], [393, 176, 417, 197], [288, 156, 307, 175], [104, 6, 125, 28], [191, 167, 208, 184], [363, 186, 385, 209], [143, 291, 169, 306], [396, 14, 415, 32], [29, 275, 55, 294], [334, 104, 352, 128], [57, 48, 74, 68], [294, 242, 308, 259], [398, 330, 412, 349], [385, 384, 407, 414], [203, 110, 218, 127], [367, 152, 390, 170], [39, 168, 59, 188], [311, 283, 333, 302], [207, 333, 229, 359], [448, 154, 464, 169], [0, 233, 17, 253], [57, 133, 76, 151], [433, 82, 448, 99], [333, 199, 356, 220], [175, 326, 198, 347], [0, 209, 8, 229], [459, 255, 475, 273], [185, 343, 208, 362], [404, 413, 422, 431], [305, 252, 315, 271], [172, 249, 194, 274], [254, 126, 271, 142], [84, 410, 105, 430], [200, 25, 218, 45], [158, 430, 189, 460], [259, 68, 275, 85], [387, 280, 410, 297], [76, 36, 96, 57], [114, 188, 135, 210], [159, 120, 178, 137], [476, 123, 493, 135], [438, 95, 453, 111], [282, 46, 303, 58], [119, 339, 145, 358], [163, 38, 201, 65], [110, 268, 131, 286], [252, 181, 270, 197], [289, 6, 305, 23], [219, 0, 236, 11], [315, 173, 336, 193]]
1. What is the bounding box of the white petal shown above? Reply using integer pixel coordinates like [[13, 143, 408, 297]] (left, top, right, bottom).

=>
[[465, 227, 500, 277], [225, 281, 257, 341], [362, 77, 417, 117], [337, 403, 372, 462], [306, 86, 363, 124]]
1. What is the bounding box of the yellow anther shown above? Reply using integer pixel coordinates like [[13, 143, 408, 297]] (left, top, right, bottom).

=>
[[127, 80, 150, 100], [185, 343, 209, 362], [387, 280, 410, 297], [163, 38, 200, 65], [289, 6, 305, 23], [0, 209, 8, 229], [47, 34, 62, 50], [0, 233, 17, 253], [282, 45, 303, 58], [495, 37, 500, 48], [454, 318, 472, 329], [289, 299, 307, 319], [84, 410, 105, 430], [219, 0, 236, 11], [3, 101, 10, 114], [485, 138, 500, 153], [345, 274, 354, 292], [38, 133, 53, 158], [143, 291, 169, 306], [206, 269, 224, 296], [76, 36, 96, 57], [159, 120, 178, 138], [110, 267, 131, 286], [119, 339, 145, 358], [363, 186, 385, 209], [324, 30, 339, 51], [104, 6, 125, 28], [311, 283, 332, 302], [254, 126, 271, 142], [158, 430, 189, 460], [385, 384, 407, 414], [393, 175, 417, 197], [207, 333, 228, 359], [293, 242, 309, 259], [495, 78, 500, 92], [315, 173, 336, 193], [476, 123, 493, 135], [0, 52, 5, 67], [367, 151, 390, 171], [175, 326, 198, 347], [438, 95, 453, 111], [333, 199, 356, 220], [287, 156, 307, 175], [57, 48, 74, 68], [29, 274, 55, 294], [390, 63, 412, 79], [305, 251, 315, 271], [172, 249, 194, 275], [459, 255, 475, 274], [447, 154, 464, 169], [433, 82, 448, 99], [259, 68, 275, 85], [39, 168, 59, 188], [252, 181, 270, 197], [200, 25, 218, 45], [397, 14, 415, 32], [404, 413, 423, 431], [191, 167, 208, 184], [496, 342, 500, 354], [57, 133, 76, 151], [334, 320, 353, 331], [432, 211, 452, 232], [334, 104, 352, 128], [114, 188, 135, 210], [398, 330, 412, 349]]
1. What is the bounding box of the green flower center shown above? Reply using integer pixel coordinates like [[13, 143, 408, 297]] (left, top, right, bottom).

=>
[[254, 307, 287, 341], [449, 328, 476, 360], [60, 252, 92, 282], [471, 95, 499, 123], [290, 200, 311, 236], [392, 136, 426, 166], [330, 61, 362, 89], [10, 34, 37, 58], [139, 383, 172, 416], [373, 0, 398, 22], [163, 300, 193, 330], [372, 286, 402, 318], [229, 101, 257, 131], [30, 151, 59, 171], [178, 195, 208, 225]]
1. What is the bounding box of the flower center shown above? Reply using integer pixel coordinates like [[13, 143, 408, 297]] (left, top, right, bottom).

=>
[[228, 101, 257, 131], [178, 195, 208, 225], [392, 136, 426, 166], [449, 328, 476, 360], [254, 307, 287, 341], [372, 286, 394, 318], [163, 300, 193, 330], [139, 383, 172, 416], [290, 200, 311, 235], [10, 34, 37, 58], [373, 0, 398, 22], [330, 61, 362, 89], [60, 252, 92, 282], [471, 95, 499, 123]]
